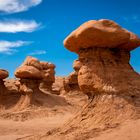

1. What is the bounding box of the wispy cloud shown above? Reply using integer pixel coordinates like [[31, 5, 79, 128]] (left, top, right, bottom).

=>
[[29, 50, 47, 55], [0, 20, 41, 33], [0, 40, 31, 54], [0, 0, 42, 14], [123, 15, 140, 23]]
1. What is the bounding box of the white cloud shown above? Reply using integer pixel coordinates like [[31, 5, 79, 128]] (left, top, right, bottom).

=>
[[0, 20, 40, 33], [29, 50, 46, 55], [0, 0, 42, 14], [0, 40, 31, 54]]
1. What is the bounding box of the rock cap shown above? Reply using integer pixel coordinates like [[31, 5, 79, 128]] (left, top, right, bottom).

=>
[[0, 69, 9, 79], [15, 65, 42, 79], [64, 19, 140, 52]]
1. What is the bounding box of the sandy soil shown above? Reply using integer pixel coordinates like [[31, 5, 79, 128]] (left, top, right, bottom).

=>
[[1, 79, 140, 140], [90, 119, 140, 140], [0, 93, 140, 140], [0, 113, 73, 140]]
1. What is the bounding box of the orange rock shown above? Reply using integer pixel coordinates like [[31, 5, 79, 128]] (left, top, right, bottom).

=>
[[64, 19, 140, 52], [40, 61, 49, 69], [22, 56, 42, 70], [15, 65, 42, 79], [0, 69, 9, 79], [73, 60, 82, 72]]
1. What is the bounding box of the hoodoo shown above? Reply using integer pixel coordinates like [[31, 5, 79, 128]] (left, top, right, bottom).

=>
[[60, 19, 140, 139], [13, 56, 56, 111]]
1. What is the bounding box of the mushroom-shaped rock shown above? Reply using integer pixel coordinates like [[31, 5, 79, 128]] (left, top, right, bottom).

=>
[[61, 19, 140, 137], [12, 56, 56, 111], [64, 19, 140, 52], [64, 19, 140, 95], [0, 69, 9, 79]]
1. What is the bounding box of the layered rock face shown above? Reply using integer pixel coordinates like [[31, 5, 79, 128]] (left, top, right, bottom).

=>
[[63, 19, 140, 126], [13, 56, 56, 111]]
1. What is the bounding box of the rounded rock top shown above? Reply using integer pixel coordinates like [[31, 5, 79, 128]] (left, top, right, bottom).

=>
[[64, 19, 140, 52], [15, 65, 43, 80], [0, 69, 9, 79]]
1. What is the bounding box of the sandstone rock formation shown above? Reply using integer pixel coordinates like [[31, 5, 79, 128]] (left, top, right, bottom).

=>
[[64, 71, 79, 92], [58, 19, 140, 138], [0, 69, 9, 109], [40, 61, 55, 91], [52, 76, 65, 95], [0, 69, 9, 80], [64, 59, 82, 92], [13, 56, 56, 111]]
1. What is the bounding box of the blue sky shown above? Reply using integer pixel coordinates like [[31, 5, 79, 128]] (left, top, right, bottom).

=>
[[0, 0, 140, 77]]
